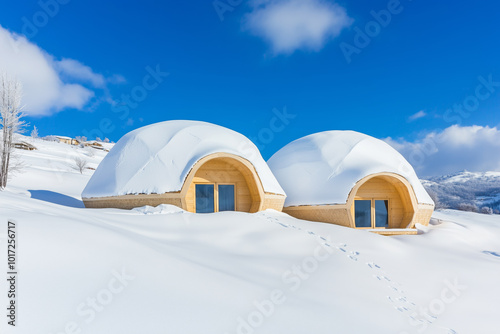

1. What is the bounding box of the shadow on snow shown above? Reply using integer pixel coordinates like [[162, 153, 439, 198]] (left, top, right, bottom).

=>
[[29, 190, 84, 208]]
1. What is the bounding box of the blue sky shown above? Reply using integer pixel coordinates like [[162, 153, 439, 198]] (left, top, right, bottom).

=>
[[1, 0, 500, 176]]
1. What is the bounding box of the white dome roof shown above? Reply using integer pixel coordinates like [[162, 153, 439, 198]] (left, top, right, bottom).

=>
[[82, 121, 285, 198], [267, 130, 433, 207]]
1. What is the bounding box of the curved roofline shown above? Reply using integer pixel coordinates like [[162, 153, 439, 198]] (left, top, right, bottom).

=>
[[345, 172, 419, 228], [347, 172, 418, 205], [179, 152, 270, 210], [268, 130, 434, 207], [82, 120, 285, 198]]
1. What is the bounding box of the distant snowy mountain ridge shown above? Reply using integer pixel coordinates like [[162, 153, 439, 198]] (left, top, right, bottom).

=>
[[422, 171, 500, 213]]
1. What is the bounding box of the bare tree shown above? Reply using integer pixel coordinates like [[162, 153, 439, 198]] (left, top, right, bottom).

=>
[[72, 156, 89, 174], [457, 203, 479, 213], [0, 74, 26, 189], [31, 125, 39, 139], [480, 206, 493, 215], [75, 135, 87, 143]]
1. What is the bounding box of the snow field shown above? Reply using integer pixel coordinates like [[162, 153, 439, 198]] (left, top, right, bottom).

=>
[[0, 135, 498, 333]]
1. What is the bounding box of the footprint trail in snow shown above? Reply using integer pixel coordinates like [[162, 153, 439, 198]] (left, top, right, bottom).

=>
[[258, 212, 457, 334]]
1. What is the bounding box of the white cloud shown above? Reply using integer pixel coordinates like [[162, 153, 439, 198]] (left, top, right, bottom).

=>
[[0, 25, 121, 116], [55, 58, 106, 88], [108, 74, 127, 85], [408, 110, 427, 122], [385, 125, 500, 177], [244, 0, 352, 55]]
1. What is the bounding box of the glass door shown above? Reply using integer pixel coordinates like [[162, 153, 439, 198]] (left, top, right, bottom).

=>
[[355, 200, 372, 228], [375, 200, 389, 228], [195, 184, 235, 213], [196, 184, 215, 213], [218, 184, 235, 211], [354, 199, 389, 228]]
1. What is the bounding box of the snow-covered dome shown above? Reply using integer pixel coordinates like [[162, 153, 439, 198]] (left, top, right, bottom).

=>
[[82, 121, 285, 198], [267, 130, 433, 207]]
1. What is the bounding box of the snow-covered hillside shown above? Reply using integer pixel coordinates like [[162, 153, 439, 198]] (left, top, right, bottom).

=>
[[5, 135, 113, 205], [422, 171, 500, 212], [1, 136, 499, 334]]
